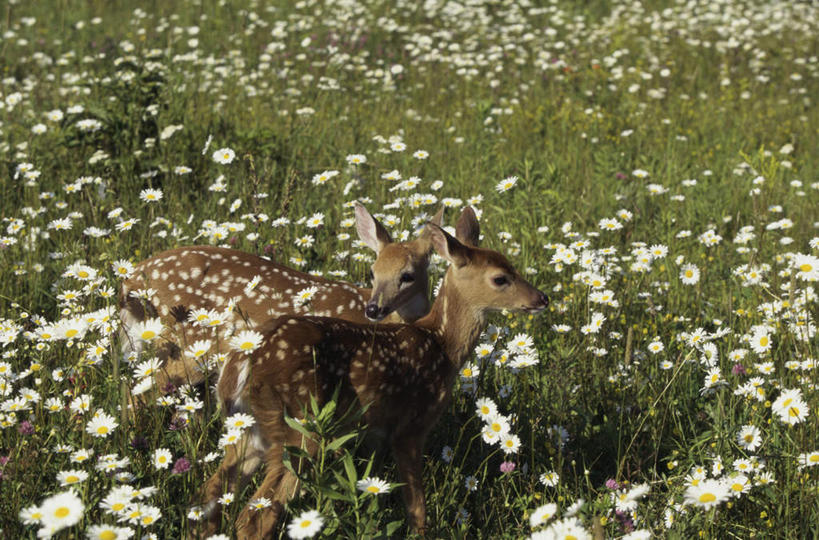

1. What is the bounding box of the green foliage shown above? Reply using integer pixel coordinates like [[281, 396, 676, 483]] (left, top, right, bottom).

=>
[[0, 0, 817, 538]]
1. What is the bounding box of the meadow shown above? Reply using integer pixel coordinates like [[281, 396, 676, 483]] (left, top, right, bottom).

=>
[[1, 0, 818, 538]]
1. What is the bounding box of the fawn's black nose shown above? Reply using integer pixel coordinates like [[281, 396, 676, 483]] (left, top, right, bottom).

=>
[[538, 291, 549, 308], [365, 303, 380, 321]]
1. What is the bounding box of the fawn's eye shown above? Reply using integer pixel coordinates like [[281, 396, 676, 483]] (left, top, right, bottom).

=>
[[492, 275, 509, 286], [400, 272, 415, 283]]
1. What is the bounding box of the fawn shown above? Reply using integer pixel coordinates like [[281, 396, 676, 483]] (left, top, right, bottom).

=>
[[118, 204, 469, 401], [195, 210, 548, 537]]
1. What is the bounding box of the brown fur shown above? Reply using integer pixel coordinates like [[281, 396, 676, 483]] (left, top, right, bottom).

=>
[[193, 222, 548, 538], [119, 205, 452, 406]]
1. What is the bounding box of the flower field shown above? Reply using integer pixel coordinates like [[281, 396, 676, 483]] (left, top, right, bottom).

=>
[[0, 0, 818, 538]]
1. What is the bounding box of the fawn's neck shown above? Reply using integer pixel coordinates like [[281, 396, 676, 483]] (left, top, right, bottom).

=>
[[417, 270, 486, 370]]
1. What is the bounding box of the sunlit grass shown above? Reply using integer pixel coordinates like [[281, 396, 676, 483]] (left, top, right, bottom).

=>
[[1, 0, 818, 538]]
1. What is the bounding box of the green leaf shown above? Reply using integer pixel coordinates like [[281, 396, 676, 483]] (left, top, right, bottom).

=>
[[326, 432, 358, 453]]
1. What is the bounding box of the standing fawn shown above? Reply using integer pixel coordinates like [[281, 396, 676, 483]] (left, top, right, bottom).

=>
[[119, 204, 461, 401], [196, 211, 548, 537]]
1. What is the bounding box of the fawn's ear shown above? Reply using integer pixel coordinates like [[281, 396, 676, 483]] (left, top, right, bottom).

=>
[[355, 202, 393, 254], [428, 224, 471, 268], [416, 206, 445, 254], [455, 206, 480, 246], [429, 206, 444, 227]]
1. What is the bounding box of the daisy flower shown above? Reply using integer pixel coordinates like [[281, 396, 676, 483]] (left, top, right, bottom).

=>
[[538, 517, 590, 540], [305, 213, 324, 228], [230, 330, 264, 354], [86, 524, 135, 539], [736, 425, 762, 451], [749, 327, 772, 354], [153, 448, 172, 470], [599, 218, 622, 231], [459, 363, 479, 379], [495, 175, 518, 193], [797, 451, 819, 469], [464, 475, 478, 492], [130, 318, 163, 342], [356, 477, 391, 495], [311, 170, 339, 185], [475, 397, 497, 420], [529, 502, 557, 528], [185, 340, 212, 359], [57, 469, 89, 487], [286, 509, 324, 539], [680, 263, 700, 285], [219, 429, 243, 448], [684, 478, 730, 509], [86, 411, 118, 438], [139, 189, 163, 203], [345, 154, 366, 165], [485, 414, 511, 438], [37, 490, 85, 532], [500, 433, 521, 454], [772, 388, 810, 425], [792, 253, 819, 281], [225, 412, 256, 431], [726, 474, 751, 497], [212, 148, 236, 164], [539, 470, 560, 487], [293, 286, 319, 307]]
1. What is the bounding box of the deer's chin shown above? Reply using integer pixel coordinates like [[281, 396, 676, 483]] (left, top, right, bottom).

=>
[[523, 304, 547, 314], [366, 308, 393, 322]]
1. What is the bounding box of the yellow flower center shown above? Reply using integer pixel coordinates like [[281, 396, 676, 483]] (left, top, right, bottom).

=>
[[300, 519, 312, 528], [367, 486, 380, 493], [800, 263, 813, 272], [55, 506, 70, 518], [699, 493, 716, 503], [141, 330, 156, 340], [759, 336, 768, 347], [810, 454, 819, 463], [100, 531, 117, 540], [97, 426, 109, 434], [66, 475, 79, 483], [240, 342, 254, 350], [112, 503, 125, 511], [65, 329, 78, 338]]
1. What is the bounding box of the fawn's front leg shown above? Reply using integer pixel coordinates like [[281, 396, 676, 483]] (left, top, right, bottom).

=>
[[391, 433, 427, 534]]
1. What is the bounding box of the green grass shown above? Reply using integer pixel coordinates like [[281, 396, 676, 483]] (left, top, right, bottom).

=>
[[1, 0, 818, 538]]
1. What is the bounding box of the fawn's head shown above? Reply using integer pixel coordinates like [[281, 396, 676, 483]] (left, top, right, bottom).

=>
[[428, 222, 549, 314], [355, 203, 443, 322]]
